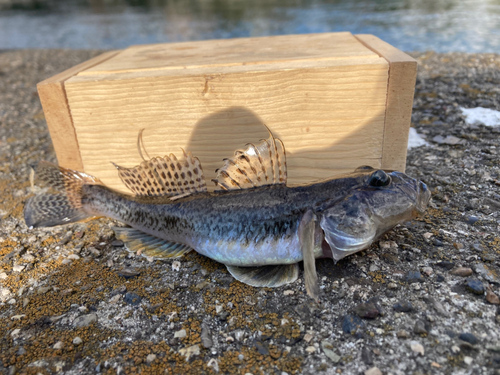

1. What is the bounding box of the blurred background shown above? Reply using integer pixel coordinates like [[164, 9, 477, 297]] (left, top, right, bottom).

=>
[[0, 0, 499, 52]]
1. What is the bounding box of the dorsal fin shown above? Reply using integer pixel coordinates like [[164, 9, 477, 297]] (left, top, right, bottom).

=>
[[113, 130, 207, 198], [213, 130, 287, 191]]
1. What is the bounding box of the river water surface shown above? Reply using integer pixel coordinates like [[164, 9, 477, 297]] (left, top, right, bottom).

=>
[[0, 0, 499, 52]]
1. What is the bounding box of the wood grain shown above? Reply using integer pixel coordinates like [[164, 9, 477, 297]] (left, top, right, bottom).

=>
[[355, 34, 417, 172], [80, 33, 379, 75], [37, 51, 120, 170], [65, 58, 388, 192]]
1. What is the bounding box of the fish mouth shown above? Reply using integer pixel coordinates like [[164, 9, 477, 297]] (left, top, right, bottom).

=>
[[416, 181, 431, 213]]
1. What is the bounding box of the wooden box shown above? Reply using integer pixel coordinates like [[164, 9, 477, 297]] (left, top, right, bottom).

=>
[[37, 32, 416, 192]]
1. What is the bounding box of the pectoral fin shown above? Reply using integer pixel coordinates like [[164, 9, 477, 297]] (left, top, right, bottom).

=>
[[113, 227, 193, 259], [299, 209, 320, 303], [226, 264, 299, 288]]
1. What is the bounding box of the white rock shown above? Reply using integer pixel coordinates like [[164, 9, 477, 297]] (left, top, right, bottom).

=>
[[0, 287, 12, 302], [215, 305, 223, 314], [410, 341, 424, 356], [146, 354, 156, 363], [305, 346, 316, 354], [422, 266, 433, 276], [73, 337, 83, 345], [207, 358, 219, 372], [283, 290, 294, 296], [172, 261, 181, 271], [68, 254, 80, 260], [11, 329, 21, 339], [53, 341, 64, 350], [365, 367, 382, 375], [0, 272, 7, 280], [464, 356, 473, 365], [460, 106, 500, 127], [174, 329, 187, 339], [12, 264, 25, 272], [451, 345, 460, 354], [11, 314, 26, 320], [407, 127, 429, 149]]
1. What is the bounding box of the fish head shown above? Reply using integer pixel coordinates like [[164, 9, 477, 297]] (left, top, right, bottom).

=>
[[319, 167, 431, 261]]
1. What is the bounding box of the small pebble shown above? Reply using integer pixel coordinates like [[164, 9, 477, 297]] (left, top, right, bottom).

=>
[[11, 329, 21, 338], [410, 341, 424, 356], [459, 332, 478, 345], [463, 356, 473, 365], [436, 261, 455, 270], [201, 324, 213, 348], [422, 266, 433, 276], [467, 216, 480, 225], [486, 289, 500, 305], [305, 346, 316, 354], [397, 330, 409, 338], [465, 279, 485, 295], [303, 333, 313, 342], [174, 329, 187, 339], [451, 345, 460, 354], [393, 301, 412, 312], [450, 267, 473, 277], [111, 240, 124, 247], [321, 341, 340, 363], [146, 354, 156, 363], [283, 290, 294, 296], [342, 314, 365, 335], [364, 367, 382, 375], [387, 282, 398, 289], [254, 340, 269, 355], [172, 261, 181, 271], [361, 346, 373, 365], [124, 292, 141, 305], [53, 341, 64, 350], [12, 265, 25, 272], [353, 302, 380, 319], [73, 313, 97, 328], [405, 271, 423, 283], [73, 337, 83, 345], [413, 320, 427, 334]]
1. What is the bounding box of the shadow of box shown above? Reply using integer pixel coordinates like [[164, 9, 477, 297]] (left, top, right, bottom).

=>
[[37, 32, 416, 193]]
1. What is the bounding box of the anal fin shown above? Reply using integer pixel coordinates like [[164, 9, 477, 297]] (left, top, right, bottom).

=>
[[226, 264, 299, 288], [113, 227, 192, 259]]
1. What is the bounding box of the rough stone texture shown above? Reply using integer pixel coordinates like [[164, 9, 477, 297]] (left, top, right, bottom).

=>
[[0, 50, 499, 374]]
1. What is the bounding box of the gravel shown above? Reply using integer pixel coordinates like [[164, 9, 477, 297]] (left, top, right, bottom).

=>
[[0, 49, 499, 374]]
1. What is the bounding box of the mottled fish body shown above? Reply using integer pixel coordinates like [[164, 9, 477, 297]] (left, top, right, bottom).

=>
[[24, 131, 430, 300]]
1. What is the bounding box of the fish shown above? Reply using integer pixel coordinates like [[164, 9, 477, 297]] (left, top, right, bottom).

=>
[[24, 131, 431, 301]]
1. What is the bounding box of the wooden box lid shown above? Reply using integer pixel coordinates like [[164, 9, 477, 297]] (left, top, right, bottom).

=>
[[37, 32, 417, 192]]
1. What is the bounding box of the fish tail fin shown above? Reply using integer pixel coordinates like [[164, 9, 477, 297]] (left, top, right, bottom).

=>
[[24, 161, 102, 228]]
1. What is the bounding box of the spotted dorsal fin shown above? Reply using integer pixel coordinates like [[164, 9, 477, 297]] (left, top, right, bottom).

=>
[[113, 130, 207, 198], [213, 130, 287, 191]]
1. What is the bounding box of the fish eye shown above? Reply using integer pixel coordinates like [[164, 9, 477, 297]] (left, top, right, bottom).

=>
[[368, 170, 391, 187]]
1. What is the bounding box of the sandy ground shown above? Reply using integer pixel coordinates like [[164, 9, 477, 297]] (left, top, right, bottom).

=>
[[0, 50, 499, 375]]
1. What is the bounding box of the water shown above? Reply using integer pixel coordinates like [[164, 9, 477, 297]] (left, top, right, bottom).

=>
[[0, 0, 499, 52]]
